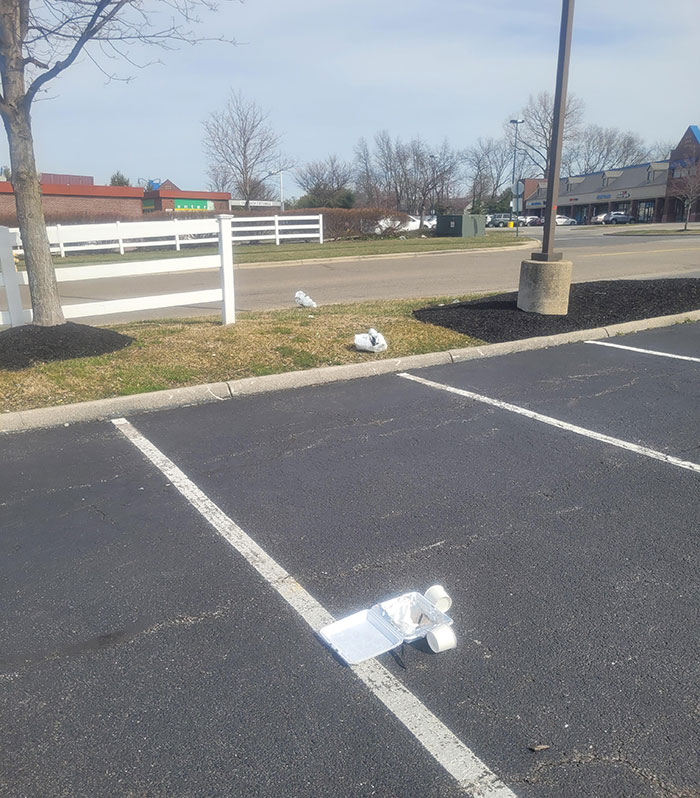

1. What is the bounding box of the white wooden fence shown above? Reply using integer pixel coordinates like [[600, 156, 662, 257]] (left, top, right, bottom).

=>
[[0, 215, 237, 328], [9, 214, 323, 257]]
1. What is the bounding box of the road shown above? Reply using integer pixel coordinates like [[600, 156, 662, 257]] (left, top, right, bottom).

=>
[[12, 225, 700, 324], [2, 322, 698, 797]]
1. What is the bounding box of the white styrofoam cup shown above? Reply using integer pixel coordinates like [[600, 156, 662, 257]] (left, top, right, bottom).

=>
[[424, 584, 452, 613], [426, 623, 457, 653]]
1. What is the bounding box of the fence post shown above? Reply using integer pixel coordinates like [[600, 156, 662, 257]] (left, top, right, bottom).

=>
[[274, 215, 280, 246], [0, 226, 26, 327], [115, 220, 124, 255], [173, 217, 181, 251], [319, 213, 324, 244], [55, 223, 65, 257], [217, 214, 235, 325]]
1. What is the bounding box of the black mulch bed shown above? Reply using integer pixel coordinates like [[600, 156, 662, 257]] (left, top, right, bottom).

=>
[[0, 322, 133, 370], [413, 279, 700, 343]]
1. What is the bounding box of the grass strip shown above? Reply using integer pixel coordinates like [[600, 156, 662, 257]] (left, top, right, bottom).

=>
[[23, 231, 527, 268], [0, 295, 485, 412]]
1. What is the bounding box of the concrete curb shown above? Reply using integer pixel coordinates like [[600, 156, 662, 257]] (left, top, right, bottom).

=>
[[2, 308, 699, 434], [236, 240, 534, 269]]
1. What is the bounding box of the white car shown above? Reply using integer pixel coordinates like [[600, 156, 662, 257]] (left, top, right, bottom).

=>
[[555, 215, 577, 226]]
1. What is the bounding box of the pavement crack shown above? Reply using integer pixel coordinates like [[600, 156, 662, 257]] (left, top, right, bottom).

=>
[[516, 750, 697, 797]]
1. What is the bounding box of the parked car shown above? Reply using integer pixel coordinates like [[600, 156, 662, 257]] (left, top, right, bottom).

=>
[[488, 213, 511, 227], [485, 214, 493, 227], [602, 211, 636, 225], [530, 216, 544, 226], [591, 212, 608, 224], [523, 216, 539, 226], [555, 215, 577, 226]]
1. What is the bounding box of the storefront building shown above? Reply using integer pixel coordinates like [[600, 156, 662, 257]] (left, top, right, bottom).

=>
[[525, 161, 670, 224], [524, 125, 700, 224]]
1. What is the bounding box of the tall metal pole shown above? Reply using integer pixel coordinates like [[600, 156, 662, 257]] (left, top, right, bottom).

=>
[[538, 0, 575, 262], [280, 172, 285, 212], [510, 120, 522, 237]]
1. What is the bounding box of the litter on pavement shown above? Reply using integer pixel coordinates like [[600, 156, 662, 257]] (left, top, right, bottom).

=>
[[319, 585, 456, 665], [354, 328, 388, 353], [295, 290, 317, 308]]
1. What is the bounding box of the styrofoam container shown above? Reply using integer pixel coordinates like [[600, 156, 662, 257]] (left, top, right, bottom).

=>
[[319, 590, 453, 665]]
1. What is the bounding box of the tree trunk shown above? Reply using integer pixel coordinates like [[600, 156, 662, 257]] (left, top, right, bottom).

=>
[[685, 201, 690, 232], [2, 105, 64, 325]]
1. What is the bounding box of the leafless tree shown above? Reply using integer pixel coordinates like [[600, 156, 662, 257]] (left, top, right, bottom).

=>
[[465, 137, 512, 209], [0, 0, 229, 326], [206, 162, 234, 194], [353, 137, 381, 207], [669, 157, 700, 231], [203, 91, 292, 210], [352, 132, 463, 217], [296, 155, 354, 205], [510, 91, 585, 177], [647, 139, 675, 162], [569, 125, 650, 175]]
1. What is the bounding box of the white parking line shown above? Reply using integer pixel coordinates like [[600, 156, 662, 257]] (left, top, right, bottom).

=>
[[585, 340, 700, 363], [398, 373, 700, 475], [111, 417, 515, 798]]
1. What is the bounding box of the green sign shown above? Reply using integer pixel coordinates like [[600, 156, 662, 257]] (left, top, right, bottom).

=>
[[142, 198, 155, 211], [173, 199, 214, 211]]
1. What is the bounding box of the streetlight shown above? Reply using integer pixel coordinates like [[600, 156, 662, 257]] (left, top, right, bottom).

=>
[[516, 0, 575, 316], [509, 118, 524, 232]]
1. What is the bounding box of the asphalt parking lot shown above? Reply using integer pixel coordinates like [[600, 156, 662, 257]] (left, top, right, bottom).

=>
[[2, 322, 699, 797]]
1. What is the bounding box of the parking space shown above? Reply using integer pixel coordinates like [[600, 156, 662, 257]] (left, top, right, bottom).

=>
[[2, 322, 698, 797]]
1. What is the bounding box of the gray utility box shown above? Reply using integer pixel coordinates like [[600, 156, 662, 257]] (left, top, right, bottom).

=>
[[462, 214, 486, 237], [435, 215, 462, 237], [435, 214, 486, 238]]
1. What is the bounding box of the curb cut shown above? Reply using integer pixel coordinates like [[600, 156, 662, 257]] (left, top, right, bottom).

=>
[[2, 309, 699, 435]]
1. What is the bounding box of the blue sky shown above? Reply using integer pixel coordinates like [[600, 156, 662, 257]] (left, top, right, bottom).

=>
[[8, 0, 700, 195]]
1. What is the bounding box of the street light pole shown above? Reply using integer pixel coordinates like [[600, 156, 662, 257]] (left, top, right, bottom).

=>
[[539, 0, 575, 261], [280, 172, 285, 212], [510, 118, 524, 236], [516, 0, 576, 315]]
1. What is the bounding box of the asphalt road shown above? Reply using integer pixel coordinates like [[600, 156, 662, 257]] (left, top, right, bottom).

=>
[[38, 226, 700, 324], [2, 322, 698, 797]]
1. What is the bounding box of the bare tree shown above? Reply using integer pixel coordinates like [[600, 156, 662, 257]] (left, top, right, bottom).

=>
[[352, 132, 463, 216], [510, 91, 585, 177], [465, 137, 512, 210], [206, 162, 234, 193], [296, 155, 354, 206], [648, 139, 675, 162], [203, 91, 292, 210], [0, 1, 228, 326], [669, 157, 700, 231], [569, 125, 650, 175]]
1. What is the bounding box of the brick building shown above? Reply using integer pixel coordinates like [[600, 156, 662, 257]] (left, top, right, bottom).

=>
[[0, 174, 230, 226], [0, 181, 144, 226], [142, 180, 230, 215], [524, 125, 700, 224]]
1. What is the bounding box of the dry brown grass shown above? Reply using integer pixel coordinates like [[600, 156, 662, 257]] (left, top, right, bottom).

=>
[[0, 296, 484, 412]]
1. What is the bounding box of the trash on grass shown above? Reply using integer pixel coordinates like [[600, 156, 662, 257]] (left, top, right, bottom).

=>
[[295, 290, 317, 308], [528, 744, 551, 752], [319, 585, 455, 665], [354, 328, 387, 353]]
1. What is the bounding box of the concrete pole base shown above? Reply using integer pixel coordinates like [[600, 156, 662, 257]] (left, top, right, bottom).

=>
[[517, 259, 573, 315]]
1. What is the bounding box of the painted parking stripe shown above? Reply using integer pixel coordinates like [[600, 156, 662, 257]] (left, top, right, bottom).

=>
[[398, 373, 700, 475], [585, 340, 700, 363], [112, 417, 515, 798]]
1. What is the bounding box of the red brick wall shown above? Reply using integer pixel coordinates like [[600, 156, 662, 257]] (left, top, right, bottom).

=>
[[0, 189, 143, 226]]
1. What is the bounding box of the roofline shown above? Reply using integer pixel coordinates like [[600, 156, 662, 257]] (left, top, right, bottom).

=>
[[144, 189, 231, 200], [0, 183, 144, 197]]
